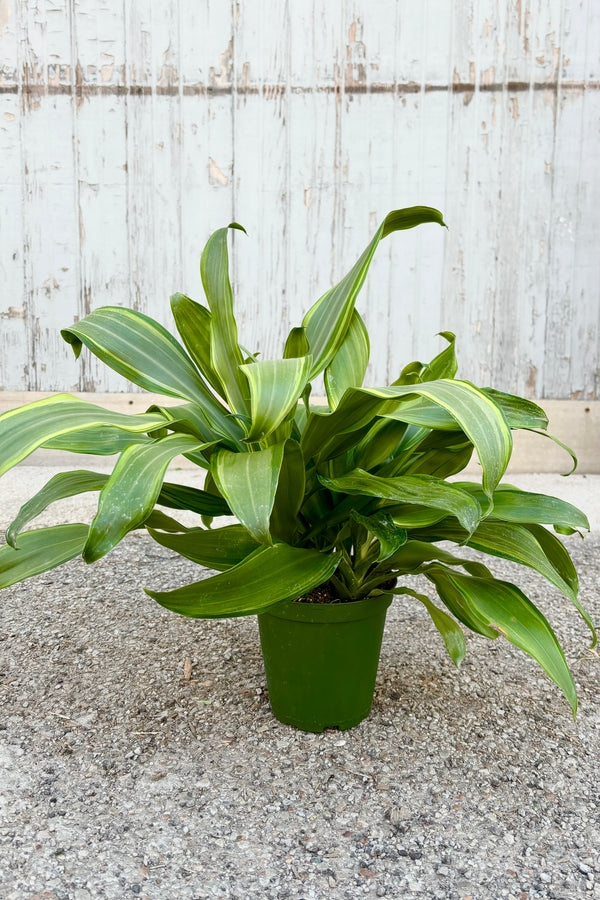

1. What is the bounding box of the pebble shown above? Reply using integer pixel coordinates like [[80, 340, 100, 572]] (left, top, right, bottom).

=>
[[0, 471, 599, 899]]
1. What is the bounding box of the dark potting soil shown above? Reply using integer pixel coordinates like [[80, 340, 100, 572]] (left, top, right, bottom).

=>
[[293, 579, 396, 604]]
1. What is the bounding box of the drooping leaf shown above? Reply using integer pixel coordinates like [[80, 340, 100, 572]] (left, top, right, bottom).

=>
[[424, 565, 578, 716], [0, 395, 168, 478], [525, 523, 595, 646], [240, 357, 312, 442], [482, 388, 548, 430], [211, 444, 285, 544], [320, 469, 482, 534], [422, 565, 501, 640], [6, 470, 109, 549], [42, 426, 152, 456], [521, 428, 578, 475], [142, 510, 189, 533], [83, 434, 210, 562], [303, 206, 446, 378], [410, 518, 595, 645], [61, 308, 237, 437], [200, 223, 249, 414], [145, 543, 342, 618], [382, 540, 492, 578], [392, 585, 466, 666], [453, 483, 589, 531], [0, 524, 89, 589], [414, 518, 580, 606], [147, 523, 259, 570], [324, 309, 370, 410], [156, 482, 230, 517], [169, 292, 226, 399]]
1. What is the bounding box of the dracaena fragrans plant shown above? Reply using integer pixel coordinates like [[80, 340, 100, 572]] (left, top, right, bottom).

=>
[[0, 207, 594, 716]]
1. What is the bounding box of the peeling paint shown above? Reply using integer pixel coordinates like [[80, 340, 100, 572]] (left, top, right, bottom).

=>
[[0, 0, 10, 37], [100, 53, 114, 84], [303, 188, 312, 208], [209, 39, 233, 89], [481, 66, 496, 87], [208, 157, 228, 187], [345, 17, 366, 91]]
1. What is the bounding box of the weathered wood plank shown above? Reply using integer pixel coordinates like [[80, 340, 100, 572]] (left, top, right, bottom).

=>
[[231, 0, 291, 360], [0, 0, 598, 400], [16, 0, 80, 391], [0, 0, 24, 390], [72, 0, 128, 391], [178, 3, 233, 305]]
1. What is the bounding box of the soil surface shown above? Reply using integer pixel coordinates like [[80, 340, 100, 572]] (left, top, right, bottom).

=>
[[1, 468, 599, 899]]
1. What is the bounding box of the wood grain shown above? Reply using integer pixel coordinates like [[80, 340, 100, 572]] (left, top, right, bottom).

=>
[[0, 0, 598, 399]]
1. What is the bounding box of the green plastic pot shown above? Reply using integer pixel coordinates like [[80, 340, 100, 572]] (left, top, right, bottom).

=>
[[257, 593, 393, 732]]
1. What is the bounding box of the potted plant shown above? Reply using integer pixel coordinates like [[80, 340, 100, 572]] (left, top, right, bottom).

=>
[[0, 207, 595, 732]]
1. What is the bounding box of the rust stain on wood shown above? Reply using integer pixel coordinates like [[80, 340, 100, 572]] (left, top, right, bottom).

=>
[[3, 79, 598, 97]]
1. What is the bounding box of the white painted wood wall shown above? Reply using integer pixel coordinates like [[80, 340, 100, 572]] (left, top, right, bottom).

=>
[[0, 1, 598, 399]]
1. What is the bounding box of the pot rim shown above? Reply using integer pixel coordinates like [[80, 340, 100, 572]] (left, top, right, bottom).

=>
[[259, 591, 393, 624]]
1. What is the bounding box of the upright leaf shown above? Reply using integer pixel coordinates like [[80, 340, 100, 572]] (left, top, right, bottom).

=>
[[211, 444, 285, 545], [270, 440, 306, 543], [324, 309, 370, 409], [349, 510, 407, 561], [170, 292, 226, 399], [303, 206, 446, 378], [200, 223, 249, 413], [420, 332, 458, 381], [283, 326, 310, 359], [240, 357, 312, 442], [353, 419, 409, 471]]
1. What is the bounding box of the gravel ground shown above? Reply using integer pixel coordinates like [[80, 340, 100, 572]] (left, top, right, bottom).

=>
[[0, 468, 599, 900]]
